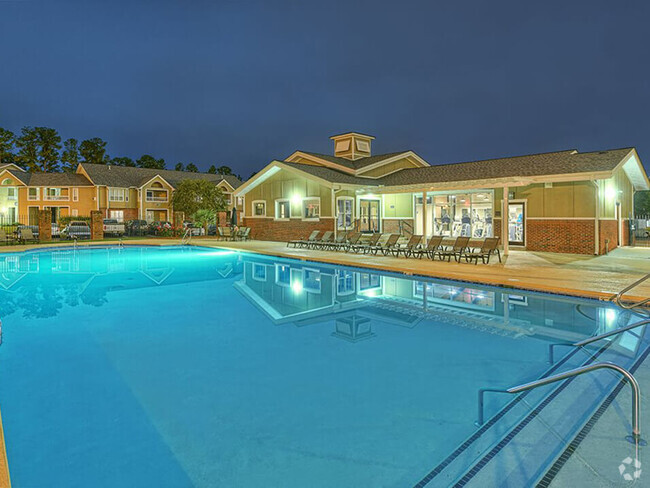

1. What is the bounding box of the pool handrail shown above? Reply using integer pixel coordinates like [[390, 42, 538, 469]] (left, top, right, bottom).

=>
[[181, 228, 192, 246], [506, 361, 643, 444], [573, 318, 650, 347], [612, 273, 650, 313]]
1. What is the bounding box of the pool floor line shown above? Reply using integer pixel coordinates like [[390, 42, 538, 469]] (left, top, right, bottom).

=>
[[0, 406, 11, 488]]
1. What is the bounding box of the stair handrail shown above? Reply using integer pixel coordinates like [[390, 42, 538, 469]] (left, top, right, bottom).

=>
[[181, 228, 192, 245], [612, 273, 650, 312], [573, 318, 650, 348], [507, 361, 642, 444]]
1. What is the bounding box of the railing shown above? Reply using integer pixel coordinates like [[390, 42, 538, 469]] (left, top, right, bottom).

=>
[[43, 195, 69, 201], [507, 362, 643, 444], [145, 196, 168, 202], [611, 273, 650, 313], [181, 228, 192, 245], [398, 219, 413, 238]]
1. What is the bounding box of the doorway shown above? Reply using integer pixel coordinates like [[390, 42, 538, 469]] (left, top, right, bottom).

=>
[[359, 199, 380, 232], [508, 202, 525, 246]]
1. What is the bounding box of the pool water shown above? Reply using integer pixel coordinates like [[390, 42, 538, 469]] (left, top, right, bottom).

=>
[[0, 246, 629, 487]]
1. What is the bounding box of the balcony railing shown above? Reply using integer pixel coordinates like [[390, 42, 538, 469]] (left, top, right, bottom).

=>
[[146, 195, 168, 202], [43, 195, 69, 201]]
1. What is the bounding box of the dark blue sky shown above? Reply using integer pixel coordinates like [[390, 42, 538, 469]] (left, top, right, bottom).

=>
[[1, 0, 649, 177]]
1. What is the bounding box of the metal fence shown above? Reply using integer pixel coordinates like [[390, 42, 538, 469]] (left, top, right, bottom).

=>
[[632, 215, 650, 247]]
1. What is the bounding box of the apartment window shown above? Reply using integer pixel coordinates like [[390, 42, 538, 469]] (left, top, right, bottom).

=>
[[110, 210, 124, 222], [6, 187, 16, 200], [72, 188, 79, 202], [146, 184, 168, 202], [71, 209, 78, 217], [252, 201, 266, 217], [275, 199, 290, 220], [302, 198, 320, 220], [109, 187, 128, 202], [337, 197, 354, 229], [44, 188, 69, 201], [28, 188, 39, 200]]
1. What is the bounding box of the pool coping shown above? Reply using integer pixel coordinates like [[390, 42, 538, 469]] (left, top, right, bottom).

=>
[[0, 406, 10, 487]]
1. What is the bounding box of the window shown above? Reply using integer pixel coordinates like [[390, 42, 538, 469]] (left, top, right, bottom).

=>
[[275, 199, 290, 220], [110, 210, 124, 222], [109, 188, 128, 202], [6, 187, 16, 200], [337, 270, 355, 295], [1, 178, 12, 185], [303, 268, 321, 293], [337, 197, 354, 229], [28, 188, 39, 200], [253, 201, 266, 217], [72, 187, 79, 202], [252, 264, 267, 281], [302, 198, 320, 220], [71, 209, 78, 217], [275, 264, 291, 286], [44, 188, 69, 201], [146, 188, 168, 202]]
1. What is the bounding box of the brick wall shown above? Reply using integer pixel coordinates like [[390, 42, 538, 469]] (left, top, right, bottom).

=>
[[526, 219, 595, 254], [493, 219, 502, 243], [599, 219, 618, 254], [90, 210, 104, 240], [243, 217, 335, 241], [382, 219, 414, 235], [622, 219, 630, 246], [38, 209, 52, 241]]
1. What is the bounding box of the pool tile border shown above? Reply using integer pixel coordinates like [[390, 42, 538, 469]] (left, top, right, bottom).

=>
[[0, 406, 10, 487]]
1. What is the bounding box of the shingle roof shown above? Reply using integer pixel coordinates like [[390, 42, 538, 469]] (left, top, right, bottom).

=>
[[5, 170, 93, 186], [282, 148, 636, 188], [80, 163, 243, 189], [295, 151, 410, 171], [281, 162, 380, 186], [379, 148, 634, 187]]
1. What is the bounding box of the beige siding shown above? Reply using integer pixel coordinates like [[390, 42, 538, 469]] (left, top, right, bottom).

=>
[[383, 193, 413, 218], [245, 170, 332, 218], [360, 158, 420, 178], [495, 182, 596, 218], [598, 167, 635, 218]]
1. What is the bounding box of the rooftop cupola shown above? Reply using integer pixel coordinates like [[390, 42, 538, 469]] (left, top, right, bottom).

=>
[[330, 132, 375, 161]]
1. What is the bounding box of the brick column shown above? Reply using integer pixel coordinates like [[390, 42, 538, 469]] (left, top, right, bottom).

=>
[[90, 210, 104, 240], [38, 209, 52, 241], [218, 211, 228, 227]]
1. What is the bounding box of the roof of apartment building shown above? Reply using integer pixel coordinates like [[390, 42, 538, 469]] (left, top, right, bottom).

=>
[[79, 163, 243, 190], [292, 151, 410, 172], [3, 169, 94, 186], [273, 147, 646, 190]]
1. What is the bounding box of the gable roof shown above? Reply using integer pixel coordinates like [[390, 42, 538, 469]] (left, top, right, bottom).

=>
[[0, 163, 25, 172], [1, 169, 93, 186], [79, 163, 242, 189], [288, 150, 415, 172], [281, 162, 381, 186]]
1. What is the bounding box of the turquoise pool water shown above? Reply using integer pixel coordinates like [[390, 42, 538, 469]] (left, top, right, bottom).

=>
[[0, 246, 633, 487]]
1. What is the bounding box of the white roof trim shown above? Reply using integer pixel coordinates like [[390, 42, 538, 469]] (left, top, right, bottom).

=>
[[285, 151, 356, 174]]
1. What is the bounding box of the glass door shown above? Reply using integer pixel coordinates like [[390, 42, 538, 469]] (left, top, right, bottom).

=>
[[337, 198, 353, 230], [508, 203, 525, 245], [359, 199, 380, 232]]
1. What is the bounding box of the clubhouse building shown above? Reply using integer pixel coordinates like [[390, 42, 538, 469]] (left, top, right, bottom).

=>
[[234, 132, 649, 255]]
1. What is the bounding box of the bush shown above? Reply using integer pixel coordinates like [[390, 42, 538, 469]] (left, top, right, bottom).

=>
[[58, 216, 92, 226]]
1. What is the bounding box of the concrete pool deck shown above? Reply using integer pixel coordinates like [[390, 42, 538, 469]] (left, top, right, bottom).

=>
[[1, 238, 650, 302]]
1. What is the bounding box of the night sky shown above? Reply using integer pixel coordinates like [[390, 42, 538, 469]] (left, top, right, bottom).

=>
[[1, 0, 649, 177]]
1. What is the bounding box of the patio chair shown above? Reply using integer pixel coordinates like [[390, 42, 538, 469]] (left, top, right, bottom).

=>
[[394, 234, 422, 258], [329, 232, 349, 251], [0, 229, 16, 245], [239, 227, 251, 241], [349, 233, 382, 254], [438, 236, 470, 262], [414, 235, 444, 260], [288, 230, 319, 248], [341, 232, 362, 252], [19, 228, 39, 244], [371, 233, 400, 256], [219, 226, 234, 241], [311, 231, 333, 250], [463, 237, 501, 264]]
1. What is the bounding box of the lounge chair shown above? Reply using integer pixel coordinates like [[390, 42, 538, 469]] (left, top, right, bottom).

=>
[[311, 231, 334, 249], [239, 227, 251, 241], [463, 237, 502, 264], [394, 234, 422, 258], [288, 230, 319, 248], [19, 228, 39, 244], [218, 226, 233, 241], [329, 232, 349, 251], [414, 235, 444, 260], [349, 233, 381, 254], [0, 229, 16, 245], [341, 232, 362, 252], [438, 236, 470, 262], [371, 233, 400, 256]]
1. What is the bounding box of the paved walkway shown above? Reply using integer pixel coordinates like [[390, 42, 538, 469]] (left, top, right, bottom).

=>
[[2, 237, 649, 302]]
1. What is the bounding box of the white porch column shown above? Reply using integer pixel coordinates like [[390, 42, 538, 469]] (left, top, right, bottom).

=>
[[502, 186, 509, 256], [422, 191, 428, 245]]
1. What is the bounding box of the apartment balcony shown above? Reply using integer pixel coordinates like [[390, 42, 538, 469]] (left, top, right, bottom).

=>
[[145, 196, 168, 203], [43, 195, 69, 201]]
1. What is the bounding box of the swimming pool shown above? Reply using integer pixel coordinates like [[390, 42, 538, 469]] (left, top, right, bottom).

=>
[[0, 246, 643, 487]]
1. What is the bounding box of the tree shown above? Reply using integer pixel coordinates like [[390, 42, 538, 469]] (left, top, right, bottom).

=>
[[217, 165, 233, 175], [207, 164, 217, 174], [171, 179, 227, 218], [186, 163, 199, 172], [137, 154, 165, 169], [15, 126, 40, 171], [110, 156, 136, 167], [80, 138, 109, 164], [36, 127, 62, 172], [192, 208, 216, 235], [635, 191, 650, 216], [0, 128, 15, 165], [174, 162, 184, 172], [61, 138, 80, 172]]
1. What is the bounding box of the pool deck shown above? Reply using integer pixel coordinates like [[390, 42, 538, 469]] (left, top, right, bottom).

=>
[[1, 238, 650, 303]]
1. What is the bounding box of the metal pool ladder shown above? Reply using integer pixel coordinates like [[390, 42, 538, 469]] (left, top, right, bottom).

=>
[[181, 228, 192, 246]]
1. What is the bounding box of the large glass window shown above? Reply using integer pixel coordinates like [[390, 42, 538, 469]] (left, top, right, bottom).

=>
[[275, 199, 290, 220], [337, 198, 353, 230], [418, 191, 493, 238], [109, 188, 128, 202]]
